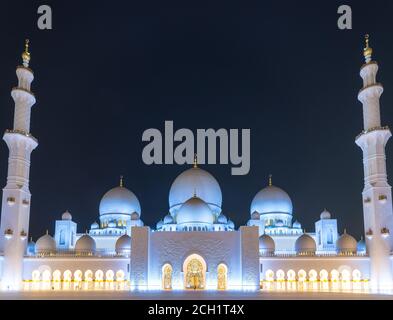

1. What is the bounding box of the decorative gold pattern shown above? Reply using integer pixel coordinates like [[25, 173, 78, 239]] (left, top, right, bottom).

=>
[[185, 258, 204, 289], [162, 264, 172, 289], [21, 39, 31, 66], [363, 34, 373, 62], [217, 264, 227, 290]]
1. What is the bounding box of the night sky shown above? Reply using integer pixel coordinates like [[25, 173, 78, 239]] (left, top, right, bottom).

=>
[[0, 0, 392, 240]]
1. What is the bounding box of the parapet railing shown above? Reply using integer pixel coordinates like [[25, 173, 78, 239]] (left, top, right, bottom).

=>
[[26, 249, 130, 258]]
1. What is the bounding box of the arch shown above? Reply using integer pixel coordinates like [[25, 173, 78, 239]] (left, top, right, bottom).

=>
[[42, 270, 51, 281], [319, 269, 328, 282], [106, 270, 114, 281], [265, 269, 274, 281], [63, 270, 72, 282], [162, 264, 173, 290], [183, 254, 207, 289], [116, 270, 125, 281], [84, 270, 93, 282], [276, 269, 285, 281], [287, 269, 296, 281], [32, 270, 40, 282], [53, 270, 61, 282], [308, 269, 318, 282], [352, 269, 361, 281], [341, 269, 351, 281], [217, 263, 227, 290], [74, 270, 83, 282], [330, 269, 339, 282], [95, 270, 104, 281], [297, 269, 307, 282]]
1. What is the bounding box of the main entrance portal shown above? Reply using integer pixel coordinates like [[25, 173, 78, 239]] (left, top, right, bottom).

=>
[[183, 254, 206, 289]]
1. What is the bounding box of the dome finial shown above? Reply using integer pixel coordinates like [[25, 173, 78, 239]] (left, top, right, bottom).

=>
[[363, 34, 373, 63], [193, 187, 197, 198], [193, 153, 198, 168], [46, 229, 48, 235], [21, 39, 30, 67], [268, 174, 272, 186], [344, 228, 347, 234], [120, 175, 124, 187]]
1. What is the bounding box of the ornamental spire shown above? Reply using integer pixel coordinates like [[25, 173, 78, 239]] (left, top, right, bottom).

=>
[[120, 175, 124, 187], [268, 174, 272, 186], [193, 153, 198, 168], [363, 34, 373, 63], [21, 39, 30, 67]]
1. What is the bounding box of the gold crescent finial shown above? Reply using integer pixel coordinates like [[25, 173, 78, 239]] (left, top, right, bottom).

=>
[[193, 153, 198, 168], [21, 39, 31, 67], [120, 175, 124, 187], [363, 34, 373, 63], [268, 174, 272, 186]]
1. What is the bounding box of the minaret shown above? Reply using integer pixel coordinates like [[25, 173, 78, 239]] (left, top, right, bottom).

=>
[[0, 40, 38, 290], [355, 34, 393, 289]]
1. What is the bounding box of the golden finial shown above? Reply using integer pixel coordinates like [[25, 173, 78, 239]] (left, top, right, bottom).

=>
[[46, 229, 48, 235], [120, 175, 124, 187], [193, 187, 197, 197], [30, 237, 33, 242], [363, 34, 373, 63], [344, 228, 347, 234], [193, 153, 198, 168], [21, 39, 31, 67], [268, 174, 272, 186]]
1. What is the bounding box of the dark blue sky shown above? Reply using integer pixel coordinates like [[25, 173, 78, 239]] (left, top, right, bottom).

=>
[[0, 0, 392, 240]]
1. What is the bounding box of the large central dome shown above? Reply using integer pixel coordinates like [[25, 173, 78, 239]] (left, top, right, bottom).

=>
[[250, 184, 293, 215], [176, 196, 215, 225], [99, 185, 141, 217], [169, 166, 222, 216]]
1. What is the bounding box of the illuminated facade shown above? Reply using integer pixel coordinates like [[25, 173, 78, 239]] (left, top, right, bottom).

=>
[[0, 36, 393, 293]]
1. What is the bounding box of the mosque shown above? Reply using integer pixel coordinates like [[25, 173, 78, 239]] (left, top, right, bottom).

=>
[[0, 35, 392, 292]]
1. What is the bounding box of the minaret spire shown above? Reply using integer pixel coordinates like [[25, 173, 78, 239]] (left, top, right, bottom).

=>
[[268, 174, 272, 186], [0, 40, 38, 290], [120, 175, 124, 187], [355, 34, 393, 290], [193, 153, 198, 168]]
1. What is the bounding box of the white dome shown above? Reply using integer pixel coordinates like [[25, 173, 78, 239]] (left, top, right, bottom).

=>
[[91, 221, 99, 229], [227, 219, 235, 229], [115, 234, 131, 254], [320, 209, 331, 220], [176, 196, 215, 225], [336, 231, 357, 254], [156, 220, 164, 229], [36, 233, 56, 254], [259, 234, 275, 254], [357, 238, 366, 253], [62, 210, 72, 221], [217, 213, 228, 224], [293, 220, 301, 229], [27, 239, 36, 255], [163, 214, 174, 224], [75, 234, 96, 253], [295, 234, 316, 255], [169, 167, 222, 216], [99, 186, 141, 217], [251, 185, 293, 215]]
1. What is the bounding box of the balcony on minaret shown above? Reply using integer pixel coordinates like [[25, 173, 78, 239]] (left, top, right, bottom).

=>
[[381, 227, 390, 238], [378, 195, 387, 204], [6, 197, 15, 206], [4, 229, 13, 240], [366, 228, 373, 240]]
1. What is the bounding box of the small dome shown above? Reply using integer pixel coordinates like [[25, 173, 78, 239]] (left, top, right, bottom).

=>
[[295, 234, 316, 255], [99, 185, 141, 217], [163, 214, 174, 224], [293, 220, 301, 229], [251, 211, 260, 220], [91, 221, 99, 229], [131, 212, 140, 220], [259, 234, 275, 254], [217, 213, 228, 224], [75, 234, 96, 254], [115, 234, 131, 254], [35, 233, 56, 254], [336, 230, 357, 254], [227, 219, 235, 229], [251, 185, 293, 215], [169, 166, 222, 216], [275, 220, 284, 227], [156, 220, 164, 229], [176, 196, 215, 225], [62, 210, 72, 220], [357, 237, 366, 254], [320, 209, 331, 220]]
